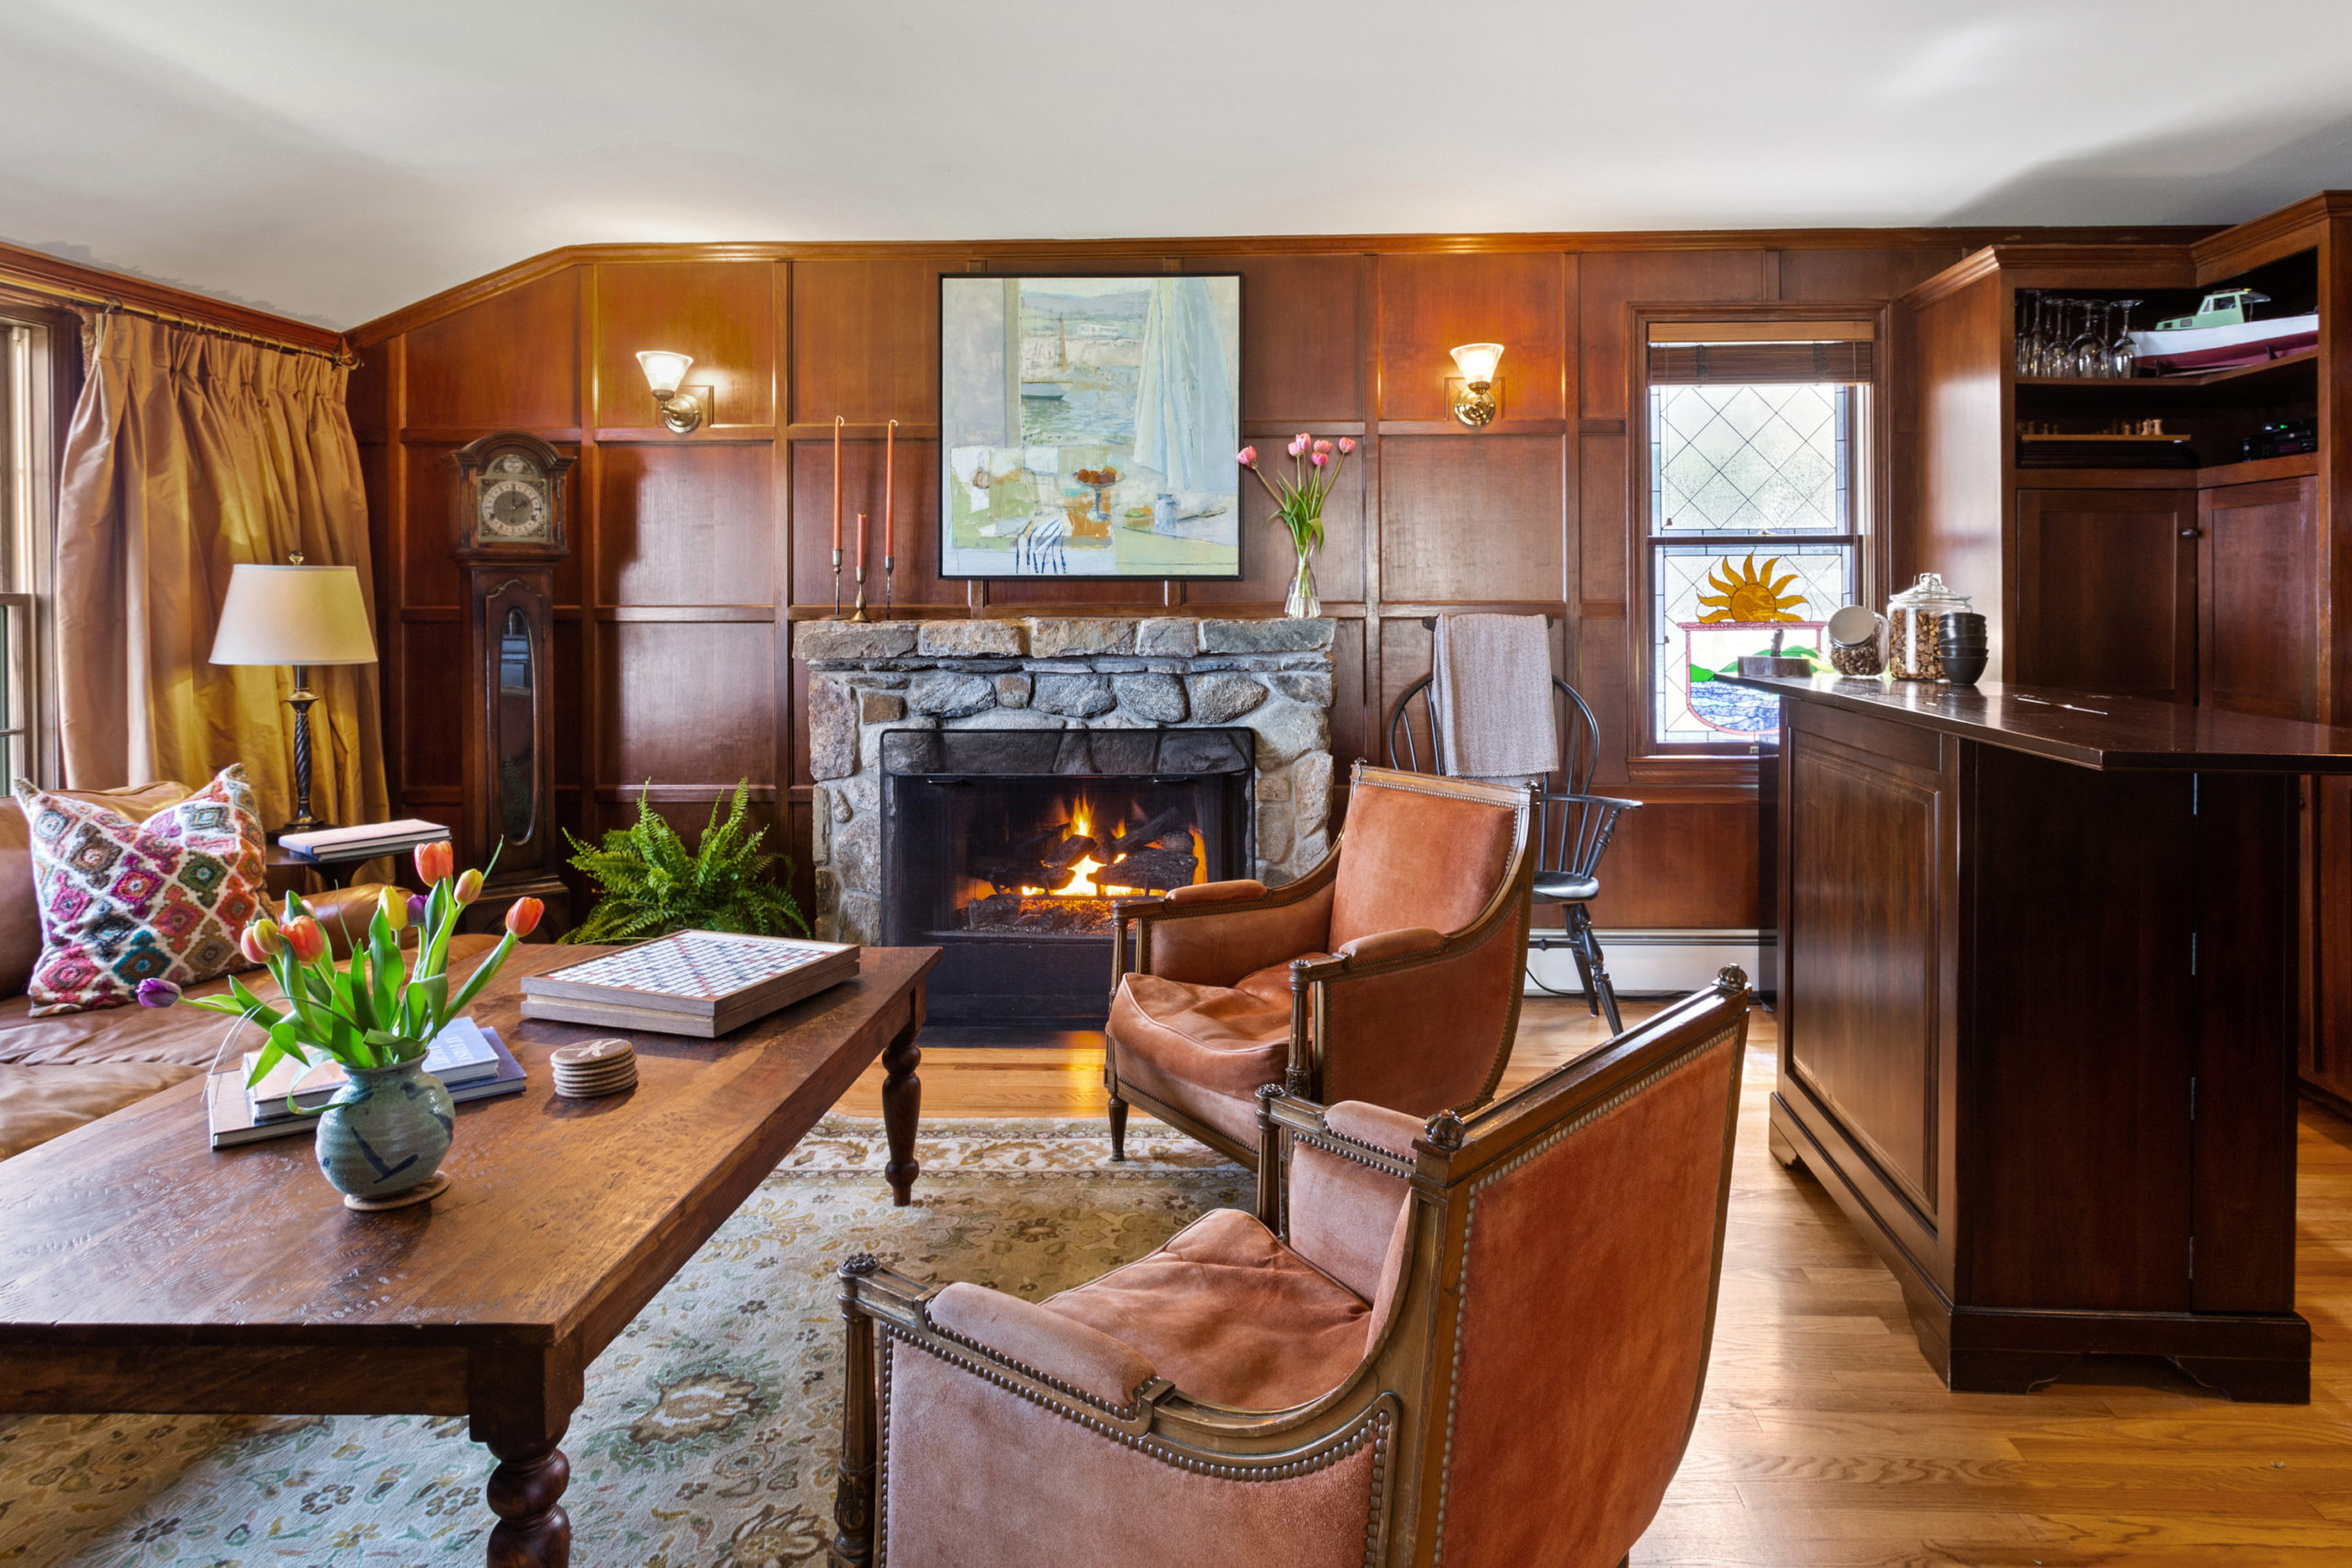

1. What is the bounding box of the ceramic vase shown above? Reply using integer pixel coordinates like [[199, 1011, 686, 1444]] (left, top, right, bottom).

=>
[[1284, 548, 1320, 619], [314, 1057, 454, 1205]]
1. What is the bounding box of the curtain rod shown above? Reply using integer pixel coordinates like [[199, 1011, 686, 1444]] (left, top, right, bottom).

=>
[[0, 274, 352, 366]]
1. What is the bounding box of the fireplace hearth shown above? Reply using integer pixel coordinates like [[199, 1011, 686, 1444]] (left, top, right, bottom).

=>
[[882, 728, 1253, 1025]]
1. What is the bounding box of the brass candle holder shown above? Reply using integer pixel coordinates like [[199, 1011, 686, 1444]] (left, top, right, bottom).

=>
[[831, 546, 843, 620]]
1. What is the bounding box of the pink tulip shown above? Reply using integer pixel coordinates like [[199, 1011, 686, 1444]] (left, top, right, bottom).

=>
[[240, 919, 284, 964], [1286, 437, 1306, 457], [1313, 438, 1333, 454], [1337, 437, 1356, 454], [1237, 446, 1257, 466], [1311, 451, 1329, 467], [1296, 432, 1311, 447]]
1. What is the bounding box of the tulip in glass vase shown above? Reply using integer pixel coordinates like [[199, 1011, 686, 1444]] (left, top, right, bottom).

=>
[[143, 840, 544, 1210], [1239, 433, 1353, 618]]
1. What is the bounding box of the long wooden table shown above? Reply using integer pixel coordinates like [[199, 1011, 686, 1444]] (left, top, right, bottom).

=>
[[1728, 674, 2352, 1404], [0, 942, 938, 1567]]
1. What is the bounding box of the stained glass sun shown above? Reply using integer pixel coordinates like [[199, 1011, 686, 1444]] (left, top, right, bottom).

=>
[[1697, 554, 1808, 623]]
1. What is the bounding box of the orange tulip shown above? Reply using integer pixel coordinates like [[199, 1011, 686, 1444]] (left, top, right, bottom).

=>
[[504, 897, 544, 938], [282, 916, 327, 964], [454, 867, 484, 905], [413, 840, 455, 886]]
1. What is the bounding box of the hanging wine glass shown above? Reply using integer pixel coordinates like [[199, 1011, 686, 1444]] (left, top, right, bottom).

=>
[[2109, 299, 2141, 378], [2017, 291, 2041, 377], [2069, 299, 2109, 378]]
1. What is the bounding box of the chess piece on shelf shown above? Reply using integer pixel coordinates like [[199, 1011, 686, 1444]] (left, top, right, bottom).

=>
[[550, 1038, 639, 1099]]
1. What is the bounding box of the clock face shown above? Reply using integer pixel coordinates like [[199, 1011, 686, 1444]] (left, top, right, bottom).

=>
[[479, 457, 551, 542]]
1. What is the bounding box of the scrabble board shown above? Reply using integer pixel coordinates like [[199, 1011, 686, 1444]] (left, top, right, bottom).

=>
[[520, 931, 862, 1036]]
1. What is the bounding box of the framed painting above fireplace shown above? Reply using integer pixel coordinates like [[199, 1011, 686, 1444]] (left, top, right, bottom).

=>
[[939, 273, 1242, 581]]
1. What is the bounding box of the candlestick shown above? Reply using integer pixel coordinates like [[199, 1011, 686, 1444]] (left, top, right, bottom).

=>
[[884, 551, 895, 618], [884, 418, 897, 560], [831, 414, 844, 618], [849, 511, 870, 622]]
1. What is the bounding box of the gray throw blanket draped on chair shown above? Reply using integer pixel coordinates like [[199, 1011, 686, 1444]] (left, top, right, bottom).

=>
[[1431, 614, 1558, 785]]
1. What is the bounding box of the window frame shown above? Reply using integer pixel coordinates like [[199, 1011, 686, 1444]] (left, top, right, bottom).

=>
[[0, 294, 74, 790], [1626, 303, 1894, 782]]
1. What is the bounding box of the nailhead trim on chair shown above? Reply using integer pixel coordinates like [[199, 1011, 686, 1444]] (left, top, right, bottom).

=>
[[919, 1306, 1157, 1418], [875, 1332, 1396, 1566], [1289, 1123, 1419, 1182], [1428, 1025, 1741, 1566]]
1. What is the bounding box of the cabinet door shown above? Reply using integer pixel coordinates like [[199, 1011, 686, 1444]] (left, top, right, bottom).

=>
[[2014, 488, 2198, 701], [2199, 475, 2321, 721]]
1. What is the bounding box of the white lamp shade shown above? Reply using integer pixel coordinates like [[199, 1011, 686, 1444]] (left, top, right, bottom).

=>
[[209, 564, 379, 667], [637, 350, 694, 396], [1450, 343, 1505, 385]]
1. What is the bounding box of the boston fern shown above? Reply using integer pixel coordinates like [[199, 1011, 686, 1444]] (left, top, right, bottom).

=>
[[561, 781, 808, 943]]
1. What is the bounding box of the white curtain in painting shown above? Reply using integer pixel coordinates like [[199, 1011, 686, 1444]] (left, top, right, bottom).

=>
[[1132, 277, 1236, 492]]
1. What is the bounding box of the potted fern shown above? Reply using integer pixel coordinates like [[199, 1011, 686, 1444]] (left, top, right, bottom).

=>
[[562, 781, 808, 944]]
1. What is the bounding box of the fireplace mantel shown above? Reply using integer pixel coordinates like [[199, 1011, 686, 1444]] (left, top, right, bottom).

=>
[[792, 616, 1337, 944]]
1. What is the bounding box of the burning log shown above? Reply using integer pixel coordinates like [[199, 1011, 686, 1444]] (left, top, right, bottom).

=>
[[1105, 807, 1188, 859], [1096, 846, 1197, 894], [971, 826, 1101, 894]]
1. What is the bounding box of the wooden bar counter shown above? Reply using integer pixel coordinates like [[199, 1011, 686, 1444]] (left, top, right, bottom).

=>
[[1724, 673, 2352, 1403]]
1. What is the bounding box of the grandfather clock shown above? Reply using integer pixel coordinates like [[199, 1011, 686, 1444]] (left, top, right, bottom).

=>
[[448, 433, 572, 926]]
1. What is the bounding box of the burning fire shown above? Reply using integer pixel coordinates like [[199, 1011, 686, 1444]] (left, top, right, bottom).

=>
[[1064, 804, 1106, 897]]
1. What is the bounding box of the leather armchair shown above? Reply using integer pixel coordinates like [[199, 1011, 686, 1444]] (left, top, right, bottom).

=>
[[825, 969, 1753, 1568], [1103, 763, 1536, 1165]]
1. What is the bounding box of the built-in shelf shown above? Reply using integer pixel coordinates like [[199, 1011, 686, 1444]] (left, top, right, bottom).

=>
[[2008, 451, 2320, 490], [2016, 346, 2317, 390], [2017, 433, 2191, 445]]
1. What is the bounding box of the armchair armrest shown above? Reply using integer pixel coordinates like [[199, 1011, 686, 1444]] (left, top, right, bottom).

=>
[[928, 1281, 1158, 1412], [1331, 926, 1444, 965], [1165, 878, 1266, 907], [1110, 854, 1340, 992], [300, 883, 407, 958]]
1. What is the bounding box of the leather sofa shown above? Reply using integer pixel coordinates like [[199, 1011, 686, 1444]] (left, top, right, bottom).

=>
[[0, 783, 482, 1161]]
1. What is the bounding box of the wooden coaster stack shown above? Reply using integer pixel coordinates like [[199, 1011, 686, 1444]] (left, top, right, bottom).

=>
[[550, 1038, 639, 1099]]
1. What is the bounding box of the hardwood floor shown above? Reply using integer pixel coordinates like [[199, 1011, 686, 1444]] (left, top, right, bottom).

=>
[[838, 997, 2352, 1564]]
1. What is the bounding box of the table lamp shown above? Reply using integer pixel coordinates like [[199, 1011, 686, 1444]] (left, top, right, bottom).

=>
[[208, 556, 379, 836]]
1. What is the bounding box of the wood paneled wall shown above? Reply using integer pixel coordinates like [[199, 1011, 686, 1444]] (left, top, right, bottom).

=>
[[349, 231, 2163, 930]]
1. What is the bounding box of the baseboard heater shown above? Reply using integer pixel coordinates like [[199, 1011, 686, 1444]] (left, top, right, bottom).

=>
[[1524, 929, 1761, 999]]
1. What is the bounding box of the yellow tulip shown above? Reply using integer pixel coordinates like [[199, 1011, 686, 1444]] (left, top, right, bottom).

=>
[[379, 885, 410, 931]]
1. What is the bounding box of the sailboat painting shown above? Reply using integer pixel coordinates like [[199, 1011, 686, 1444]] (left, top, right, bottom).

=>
[[940, 274, 1242, 579]]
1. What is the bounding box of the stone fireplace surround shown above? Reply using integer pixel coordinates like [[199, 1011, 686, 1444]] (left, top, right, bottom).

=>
[[792, 615, 1337, 946]]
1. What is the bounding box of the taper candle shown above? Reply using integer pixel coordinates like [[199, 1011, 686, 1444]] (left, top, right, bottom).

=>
[[857, 510, 867, 567], [831, 414, 843, 551]]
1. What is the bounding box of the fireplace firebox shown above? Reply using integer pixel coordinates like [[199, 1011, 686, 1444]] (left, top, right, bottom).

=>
[[881, 728, 1255, 1026]]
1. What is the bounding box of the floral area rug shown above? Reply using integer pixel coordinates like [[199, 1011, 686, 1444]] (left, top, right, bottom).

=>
[[0, 1118, 1248, 1568]]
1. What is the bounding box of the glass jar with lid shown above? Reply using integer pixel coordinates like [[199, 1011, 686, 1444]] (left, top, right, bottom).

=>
[[1887, 572, 1969, 681]]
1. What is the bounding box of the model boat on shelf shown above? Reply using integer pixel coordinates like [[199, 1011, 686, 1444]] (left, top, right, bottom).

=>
[[2130, 288, 2319, 374]]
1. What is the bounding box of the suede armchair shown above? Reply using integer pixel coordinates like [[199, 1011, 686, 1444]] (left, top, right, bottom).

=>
[[825, 968, 1752, 1568], [1103, 763, 1536, 1165]]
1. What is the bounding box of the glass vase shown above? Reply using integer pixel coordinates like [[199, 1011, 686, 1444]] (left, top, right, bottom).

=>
[[1284, 549, 1320, 619]]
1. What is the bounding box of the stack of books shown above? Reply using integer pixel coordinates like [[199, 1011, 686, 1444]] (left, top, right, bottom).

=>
[[277, 818, 452, 865], [205, 1016, 526, 1148], [520, 931, 861, 1037]]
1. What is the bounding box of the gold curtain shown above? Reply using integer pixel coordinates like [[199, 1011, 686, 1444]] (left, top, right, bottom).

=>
[[53, 313, 387, 829]]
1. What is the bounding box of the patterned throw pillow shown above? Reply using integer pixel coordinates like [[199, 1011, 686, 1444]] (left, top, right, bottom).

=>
[[16, 765, 267, 1016]]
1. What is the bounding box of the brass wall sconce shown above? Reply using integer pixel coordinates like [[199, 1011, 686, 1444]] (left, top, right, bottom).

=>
[[636, 350, 708, 434], [1449, 342, 1504, 427]]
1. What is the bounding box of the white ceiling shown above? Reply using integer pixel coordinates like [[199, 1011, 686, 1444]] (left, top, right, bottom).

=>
[[6, 0, 2352, 330]]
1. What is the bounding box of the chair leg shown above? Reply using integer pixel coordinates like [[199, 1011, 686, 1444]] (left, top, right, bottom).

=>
[[1108, 1096, 1128, 1162], [1566, 934, 1600, 1016], [1577, 910, 1625, 1035]]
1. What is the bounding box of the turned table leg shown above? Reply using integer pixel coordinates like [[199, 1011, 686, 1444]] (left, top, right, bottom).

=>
[[881, 1015, 922, 1207], [485, 1421, 571, 1568]]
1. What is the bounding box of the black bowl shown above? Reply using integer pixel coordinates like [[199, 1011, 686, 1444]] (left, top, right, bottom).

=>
[[1938, 639, 1988, 655], [1938, 611, 1987, 634], [1940, 651, 1988, 685]]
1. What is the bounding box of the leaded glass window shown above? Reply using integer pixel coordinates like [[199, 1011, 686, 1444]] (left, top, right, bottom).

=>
[[1646, 379, 1863, 750]]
